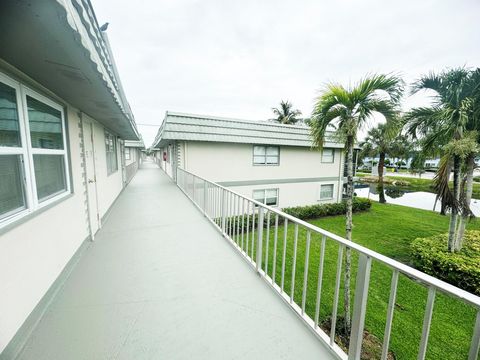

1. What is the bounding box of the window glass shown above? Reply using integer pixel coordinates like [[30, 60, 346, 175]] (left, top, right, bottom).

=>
[[0, 82, 21, 147], [27, 96, 63, 149], [320, 184, 334, 199], [33, 154, 67, 201], [265, 189, 278, 205], [253, 190, 264, 202], [253, 188, 278, 206], [253, 146, 266, 155], [125, 148, 131, 160], [0, 155, 26, 219], [253, 145, 279, 165], [322, 148, 334, 163]]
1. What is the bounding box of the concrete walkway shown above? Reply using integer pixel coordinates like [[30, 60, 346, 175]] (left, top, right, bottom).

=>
[[17, 160, 333, 360]]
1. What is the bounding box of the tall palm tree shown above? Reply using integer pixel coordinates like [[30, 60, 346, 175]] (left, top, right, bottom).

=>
[[271, 100, 302, 124], [405, 68, 480, 252], [361, 123, 404, 203], [310, 74, 403, 334]]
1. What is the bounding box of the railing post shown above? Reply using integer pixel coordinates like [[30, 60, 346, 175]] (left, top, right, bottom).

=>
[[203, 181, 208, 215], [221, 189, 226, 234], [469, 311, 480, 360], [256, 206, 264, 273], [348, 253, 372, 360]]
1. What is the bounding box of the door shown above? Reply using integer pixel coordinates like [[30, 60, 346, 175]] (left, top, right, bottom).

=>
[[82, 118, 101, 237]]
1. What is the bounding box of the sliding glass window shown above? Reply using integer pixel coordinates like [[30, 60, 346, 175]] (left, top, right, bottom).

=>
[[0, 71, 70, 227]]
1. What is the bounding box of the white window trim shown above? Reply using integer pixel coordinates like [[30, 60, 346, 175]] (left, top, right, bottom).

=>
[[319, 183, 335, 200], [321, 148, 335, 163], [253, 145, 280, 166], [253, 188, 279, 207], [0, 72, 71, 229], [125, 147, 131, 160]]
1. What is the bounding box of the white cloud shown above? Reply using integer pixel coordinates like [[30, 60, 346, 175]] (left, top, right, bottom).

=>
[[92, 0, 480, 146]]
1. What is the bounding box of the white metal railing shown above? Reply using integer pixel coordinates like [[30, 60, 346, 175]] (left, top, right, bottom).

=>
[[175, 167, 480, 360]]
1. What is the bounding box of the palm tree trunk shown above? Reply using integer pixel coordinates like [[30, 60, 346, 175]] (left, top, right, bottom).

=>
[[455, 154, 475, 251], [378, 152, 386, 203], [448, 155, 461, 252], [343, 136, 354, 335]]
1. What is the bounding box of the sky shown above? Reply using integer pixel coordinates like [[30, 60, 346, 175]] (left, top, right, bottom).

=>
[[93, 0, 480, 147]]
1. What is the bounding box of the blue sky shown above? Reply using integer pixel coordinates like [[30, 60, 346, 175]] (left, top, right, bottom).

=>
[[93, 0, 480, 146]]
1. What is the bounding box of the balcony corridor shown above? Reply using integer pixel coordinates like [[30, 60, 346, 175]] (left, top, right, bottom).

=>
[[16, 160, 333, 360]]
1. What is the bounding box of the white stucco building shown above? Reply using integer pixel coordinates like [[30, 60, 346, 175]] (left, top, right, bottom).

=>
[[0, 1, 142, 357], [152, 112, 349, 209]]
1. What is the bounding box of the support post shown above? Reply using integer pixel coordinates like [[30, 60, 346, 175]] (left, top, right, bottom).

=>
[[203, 181, 208, 215], [256, 207, 264, 272], [348, 254, 372, 360], [221, 189, 226, 234]]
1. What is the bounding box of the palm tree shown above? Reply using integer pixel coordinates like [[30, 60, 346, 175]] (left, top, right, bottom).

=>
[[405, 68, 480, 252], [361, 123, 404, 203], [271, 100, 302, 124], [310, 74, 403, 334]]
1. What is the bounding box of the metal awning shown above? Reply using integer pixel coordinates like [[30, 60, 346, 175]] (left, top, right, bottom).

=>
[[0, 0, 139, 140]]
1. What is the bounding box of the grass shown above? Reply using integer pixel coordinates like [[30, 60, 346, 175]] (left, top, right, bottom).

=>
[[231, 202, 480, 359], [357, 173, 480, 199]]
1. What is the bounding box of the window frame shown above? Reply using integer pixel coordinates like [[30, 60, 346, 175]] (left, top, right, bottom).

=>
[[125, 147, 131, 160], [319, 183, 335, 200], [321, 148, 335, 163], [252, 145, 280, 166], [252, 188, 279, 207], [0, 71, 71, 228], [105, 130, 118, 175]]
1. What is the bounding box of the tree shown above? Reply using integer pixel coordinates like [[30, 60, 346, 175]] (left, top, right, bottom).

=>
[[310, 74, 403, 335], [271, 100, 302, 124], [361, 123, 403, 203], [405, 68, 480, 252]]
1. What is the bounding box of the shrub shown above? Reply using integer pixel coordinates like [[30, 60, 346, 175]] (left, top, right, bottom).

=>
[[282, 197, 372, 220], [222, 198, 372, 234], [411, 231, 480, 295]]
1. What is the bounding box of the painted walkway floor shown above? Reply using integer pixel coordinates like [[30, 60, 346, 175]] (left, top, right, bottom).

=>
[[17, 161, 333, 360]]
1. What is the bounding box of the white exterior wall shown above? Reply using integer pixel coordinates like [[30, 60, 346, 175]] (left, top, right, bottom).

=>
[[176, 141, 344, 208], [0, 66, 127, 353], [182, 141, 343, 182], [0, 106, 88, 353], [230, 180, 341, 209]]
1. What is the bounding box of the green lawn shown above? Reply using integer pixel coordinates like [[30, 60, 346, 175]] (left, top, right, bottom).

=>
[[233, 202, 480, 359]]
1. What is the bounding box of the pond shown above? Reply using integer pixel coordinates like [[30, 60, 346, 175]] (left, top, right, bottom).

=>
[[355, 184, 480, 216]]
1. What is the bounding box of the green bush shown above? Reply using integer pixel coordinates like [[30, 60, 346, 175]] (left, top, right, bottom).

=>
[[282, 197, 372, 220], [411, 231, 480, 295], [222, 198, 372, 234]]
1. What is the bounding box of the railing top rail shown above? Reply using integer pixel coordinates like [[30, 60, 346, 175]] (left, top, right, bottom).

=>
[[178, 167, 480, 308]]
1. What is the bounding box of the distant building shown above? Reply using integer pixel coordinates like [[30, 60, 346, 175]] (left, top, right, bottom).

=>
[[0, 1, 142, 356], [152, 112, 353, 208]]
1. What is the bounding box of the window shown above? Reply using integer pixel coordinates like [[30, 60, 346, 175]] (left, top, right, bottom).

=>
[[253, 188, 279, 206], [0, 72, 70, 225], [125, 147, 131, 160], [105, 130, 118, 174], [322, 148, 334, 163], [320, 184, 334, 200], [253, 145, 279, 165]]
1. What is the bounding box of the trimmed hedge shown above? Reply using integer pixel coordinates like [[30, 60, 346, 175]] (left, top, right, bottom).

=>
[[282, 197, 372, 220], [223, 198, 372, 234], [411, 231, 480, 295]]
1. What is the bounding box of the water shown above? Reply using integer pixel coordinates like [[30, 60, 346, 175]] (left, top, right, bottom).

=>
[[355, 184, 480, 216]]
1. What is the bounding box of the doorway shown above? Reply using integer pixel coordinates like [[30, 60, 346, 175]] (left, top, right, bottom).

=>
[[82, 117, 101, 237]]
